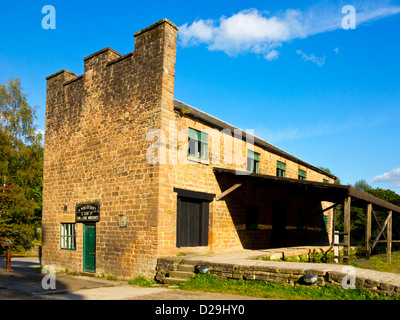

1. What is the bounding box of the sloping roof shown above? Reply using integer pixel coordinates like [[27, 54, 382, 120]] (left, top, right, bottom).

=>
[[174, 99, 337, 180], [213, 167, 400, 213]]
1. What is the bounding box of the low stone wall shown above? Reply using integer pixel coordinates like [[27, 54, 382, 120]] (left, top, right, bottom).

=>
[[156, 257, 400, 297]]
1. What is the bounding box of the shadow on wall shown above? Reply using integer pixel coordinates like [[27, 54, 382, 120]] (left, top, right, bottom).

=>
[[215, 175, 330, 249]]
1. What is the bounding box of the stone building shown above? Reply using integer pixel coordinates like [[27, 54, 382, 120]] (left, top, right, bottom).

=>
[[42, 19, 338, 278]]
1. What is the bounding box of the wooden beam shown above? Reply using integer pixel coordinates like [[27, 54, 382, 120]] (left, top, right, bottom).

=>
[[366, 203, 372, 259], [371, 211, 392, 252], [372, 207, 386, 240], [348, 187, 400, 213], [215, 183, 242, 201], [343, 196, 351, 263], [388, 211, 392, 263], [321, 203, 338, 214]]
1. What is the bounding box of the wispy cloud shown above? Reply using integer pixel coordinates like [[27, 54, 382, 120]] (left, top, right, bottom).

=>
[[296, 49, 326, 66], [255, 122, 338, 144], [179, 1, 400, 60], [371, 168, 400, 187], [254, 108, 393, 144]]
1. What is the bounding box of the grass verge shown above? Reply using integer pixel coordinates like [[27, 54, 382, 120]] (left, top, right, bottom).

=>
[[129, 276, 156, 287], [350, 251, 400, 274], [178, 273, 398, 300]]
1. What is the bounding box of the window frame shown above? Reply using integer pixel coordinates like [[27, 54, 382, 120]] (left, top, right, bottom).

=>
[[188, 128, 208, 161], [276, 161, 286, 177], [298, 169, 307, 180], [247, 150, 260, 174], [60, 223, 76, 250]]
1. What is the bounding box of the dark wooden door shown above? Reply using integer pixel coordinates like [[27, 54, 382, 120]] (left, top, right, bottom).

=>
[[272, 200, 287, 248], [83, 223, 96, 273], [176, 197, 209, 247]]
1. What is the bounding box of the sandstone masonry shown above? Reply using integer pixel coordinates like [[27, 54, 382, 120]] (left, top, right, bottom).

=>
[[42, 19, 336, 279]]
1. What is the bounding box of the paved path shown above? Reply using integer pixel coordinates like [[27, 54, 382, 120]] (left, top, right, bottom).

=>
[[3, 248, 400, 300], [0, 257, 265, 300]]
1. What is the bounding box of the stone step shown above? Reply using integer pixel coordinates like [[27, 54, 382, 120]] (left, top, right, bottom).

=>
[[163, 277, 187, 285], [177, 264, 195, 272], [169, 271, 196, 280]]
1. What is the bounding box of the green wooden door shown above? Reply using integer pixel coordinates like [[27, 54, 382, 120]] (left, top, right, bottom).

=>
[[83, 224, 96, 273]]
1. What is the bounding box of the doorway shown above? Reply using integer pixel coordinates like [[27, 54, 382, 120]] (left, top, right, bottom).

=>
[[272, 200, 287, 247], [83, 223, 96, 273], [176, 197, 209, 247]]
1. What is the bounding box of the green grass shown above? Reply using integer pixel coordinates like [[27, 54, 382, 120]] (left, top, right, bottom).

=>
[[129, 276, 156, 287], [178, 273, 397, 300], [350, 251, 400, 274]]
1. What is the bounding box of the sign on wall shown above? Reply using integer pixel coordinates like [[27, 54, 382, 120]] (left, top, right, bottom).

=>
[[76, 203, 100, 222]]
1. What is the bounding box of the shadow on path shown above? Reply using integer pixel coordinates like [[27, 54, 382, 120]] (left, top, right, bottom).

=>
[[0, 257, 115, 300]]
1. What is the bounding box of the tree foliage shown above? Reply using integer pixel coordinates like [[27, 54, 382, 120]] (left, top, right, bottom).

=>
[[335, 179, 400, 252], [0, 78, 43, 251]]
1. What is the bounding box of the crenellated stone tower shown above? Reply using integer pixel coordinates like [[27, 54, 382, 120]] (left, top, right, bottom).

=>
[[42, 19, 178, 278]]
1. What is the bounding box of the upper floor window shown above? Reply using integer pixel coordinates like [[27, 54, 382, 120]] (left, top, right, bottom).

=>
[[188, 128, 208, 161], [298, 169, 306, 180], [323, 179, 329, 183], [276, 161, 286, 177], [247, 150, 260, 173]]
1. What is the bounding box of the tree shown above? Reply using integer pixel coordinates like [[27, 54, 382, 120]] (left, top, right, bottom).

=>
[[334, 179, 400, 251], [0, 78, 43, 252]]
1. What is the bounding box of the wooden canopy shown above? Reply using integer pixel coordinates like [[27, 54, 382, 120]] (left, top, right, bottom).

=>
[[213, 167, 400, 261]]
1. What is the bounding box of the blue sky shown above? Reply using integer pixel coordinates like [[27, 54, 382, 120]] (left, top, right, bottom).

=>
[[1, 0, 400, 191]]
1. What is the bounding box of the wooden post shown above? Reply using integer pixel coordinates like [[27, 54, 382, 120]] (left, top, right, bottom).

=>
[[387, 210, 392, 263], [6, 249, 11, 271], [334, 231, 339, 263], [371, 211, 392, 252], [366, 203, 372, 259], [343, 196, 351, 263]]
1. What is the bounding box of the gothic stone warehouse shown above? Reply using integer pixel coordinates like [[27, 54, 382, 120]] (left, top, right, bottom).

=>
[[42, 19, 337, 278]]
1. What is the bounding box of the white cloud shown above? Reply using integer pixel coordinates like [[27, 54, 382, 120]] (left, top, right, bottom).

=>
[[371, 168, 400, 187], [179, 19, 216, 46], [264, 49, 280, 61], [178, 1, 400, 61], [334, 47, 339, 54], [296, 49, 326, 66]]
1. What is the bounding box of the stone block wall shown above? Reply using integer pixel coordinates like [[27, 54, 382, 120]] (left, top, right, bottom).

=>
[[156, 258, 400, 297], [155, 110, 335, 256], [42, 19, 178, 278], [43, 17, 335, 279]]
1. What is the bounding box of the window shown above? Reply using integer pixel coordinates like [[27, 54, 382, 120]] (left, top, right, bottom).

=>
[[276, 161, 286, 177], [323, 179, 329, 183], [321, 215, 328, 233], [188, 128, 208, 160], [298, 169, 306, 180], [246, 205, 259, 230], [60, 223, 76, 250], [247, 150, 260, 173], [297, 212, 307, 231]]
